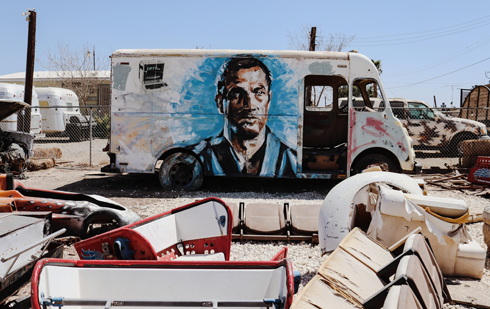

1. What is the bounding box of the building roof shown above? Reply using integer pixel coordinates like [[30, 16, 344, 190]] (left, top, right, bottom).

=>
[[0, 71, 110, 82]]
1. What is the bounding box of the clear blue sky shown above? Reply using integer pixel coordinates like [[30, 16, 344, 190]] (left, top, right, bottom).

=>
[[2, 0, 490, 107]]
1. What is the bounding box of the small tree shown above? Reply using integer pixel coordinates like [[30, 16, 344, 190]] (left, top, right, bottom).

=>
[[38, 42, 110, 106]]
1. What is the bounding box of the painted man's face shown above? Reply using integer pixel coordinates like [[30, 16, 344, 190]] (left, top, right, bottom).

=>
[[224, 66, 271, 139]]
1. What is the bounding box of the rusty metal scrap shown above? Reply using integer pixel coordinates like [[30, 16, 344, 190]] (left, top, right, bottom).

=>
[[421, 171, 490, 196]]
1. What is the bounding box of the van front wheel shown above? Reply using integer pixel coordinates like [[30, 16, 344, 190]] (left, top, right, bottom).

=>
[[351, 153, 400, 175], [159, 152, 203, 190]]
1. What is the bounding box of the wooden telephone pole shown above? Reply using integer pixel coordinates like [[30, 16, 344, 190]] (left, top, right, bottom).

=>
[[20, 9, 36, 133], [309, 27, 316, 51]]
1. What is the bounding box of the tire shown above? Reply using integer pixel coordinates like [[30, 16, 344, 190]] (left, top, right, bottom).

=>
[[159, 152, 203, 190], [351, 153, 400, 175], [450, 134, 477, 158], [68, 124, 82, 142], [81, 212, 121, 239]]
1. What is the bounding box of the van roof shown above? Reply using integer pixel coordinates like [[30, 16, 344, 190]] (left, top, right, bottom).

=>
[[112, 49, 352, 61]]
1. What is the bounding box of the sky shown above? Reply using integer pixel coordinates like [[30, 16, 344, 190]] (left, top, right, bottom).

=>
[[1, 0, 490, 107]]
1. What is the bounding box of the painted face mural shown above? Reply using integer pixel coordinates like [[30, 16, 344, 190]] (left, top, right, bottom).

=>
[[218, 59, 271, 139], [188, 57, 297, 177]]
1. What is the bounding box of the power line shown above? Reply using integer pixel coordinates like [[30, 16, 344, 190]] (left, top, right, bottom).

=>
[[385, 35, 490, 76], [317, 14, 490, 47], [387, 56, 490, 90], [351, 22, 490, 46], [355, 15, 490, 41]]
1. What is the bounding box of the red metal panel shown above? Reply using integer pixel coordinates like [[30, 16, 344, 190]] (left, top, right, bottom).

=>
[[468, 156, 490, 184]]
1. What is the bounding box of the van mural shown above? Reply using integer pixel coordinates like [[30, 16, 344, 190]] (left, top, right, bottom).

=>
[[185, 57, 297, 177], [106, 49, 417, 190]]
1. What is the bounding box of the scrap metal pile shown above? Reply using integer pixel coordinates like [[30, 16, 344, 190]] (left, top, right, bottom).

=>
[[0, 100, 35, 174], [1, 171, 488, 309], [422, 170, 490, 196]]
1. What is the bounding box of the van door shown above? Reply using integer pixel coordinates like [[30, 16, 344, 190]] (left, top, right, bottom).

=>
[[302, 75, 348, 173]]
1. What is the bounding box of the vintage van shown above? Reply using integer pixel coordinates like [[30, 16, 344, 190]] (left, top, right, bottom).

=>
[[0, 83, 43, 136], [103, 49, 419, 190], [36, 87, 95, 142], [385, 98, 489, 156]]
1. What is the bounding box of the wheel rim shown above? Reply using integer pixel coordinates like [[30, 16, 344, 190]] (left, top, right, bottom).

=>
[[169, 162, 193, 188], [365, 162, 389, 171]]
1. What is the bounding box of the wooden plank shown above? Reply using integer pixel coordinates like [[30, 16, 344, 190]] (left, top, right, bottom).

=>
[[446, 278, 490, 308]]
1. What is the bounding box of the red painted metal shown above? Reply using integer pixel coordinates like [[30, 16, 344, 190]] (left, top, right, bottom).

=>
[[75, 197, 233, 261], [468, 156, 490, 184]]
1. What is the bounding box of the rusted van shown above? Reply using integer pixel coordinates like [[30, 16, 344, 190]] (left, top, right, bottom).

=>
[[103, 49, 418, 190]]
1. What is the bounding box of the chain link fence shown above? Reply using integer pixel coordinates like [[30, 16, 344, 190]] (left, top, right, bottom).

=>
[[391, 106, 490, 170], [4, 105, 490, 171], [28, 106, 110, 166]]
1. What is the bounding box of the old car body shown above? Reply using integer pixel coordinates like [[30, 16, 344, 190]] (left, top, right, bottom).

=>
[[0, 100, 35, 173], [388, 98, 489, 154], [0, 174, 140, 238]]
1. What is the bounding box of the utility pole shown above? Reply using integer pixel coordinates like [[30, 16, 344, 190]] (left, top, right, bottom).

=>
[[309, 27, 316, 51], [20, 8, 36, 133]]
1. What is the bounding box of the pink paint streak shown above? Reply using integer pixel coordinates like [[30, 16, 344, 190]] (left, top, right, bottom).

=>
[[361, 117, 389, 137]]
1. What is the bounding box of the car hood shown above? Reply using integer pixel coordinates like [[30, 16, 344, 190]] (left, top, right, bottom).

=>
[[443, 114, 486, 128], [0, 100, 28, 121]]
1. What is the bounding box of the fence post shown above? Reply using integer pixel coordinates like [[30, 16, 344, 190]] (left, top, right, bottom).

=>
[[89, 107, 93, 166]]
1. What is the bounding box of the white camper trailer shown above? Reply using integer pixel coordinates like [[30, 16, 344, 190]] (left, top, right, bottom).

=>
[[36, 87, 94, 142], [0, 83, 43, 136]]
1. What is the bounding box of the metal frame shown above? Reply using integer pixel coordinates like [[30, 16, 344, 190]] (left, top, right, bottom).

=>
[[0, 228, 65, 282]]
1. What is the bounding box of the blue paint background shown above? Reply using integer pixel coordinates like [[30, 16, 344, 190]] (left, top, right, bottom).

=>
[[178, 55, 299, 149]]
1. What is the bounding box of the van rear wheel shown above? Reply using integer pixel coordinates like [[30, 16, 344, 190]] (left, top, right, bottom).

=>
[[351, 153, 400, 175], [159, 152, 203, 190]]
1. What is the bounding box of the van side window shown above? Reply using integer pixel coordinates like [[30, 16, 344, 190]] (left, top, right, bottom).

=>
[[390, 101, 406, 119], [139, 61, 165, 90], [408, 102, 435, 120], [304, 75, 347, 112], [305, 84, 333, 111]]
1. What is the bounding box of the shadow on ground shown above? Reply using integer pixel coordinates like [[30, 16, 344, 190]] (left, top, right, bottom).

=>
[[54, 173, 339, 199]]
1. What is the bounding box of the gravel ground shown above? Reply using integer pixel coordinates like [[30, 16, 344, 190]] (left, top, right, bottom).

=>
[[6, 169, 490, 308]]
